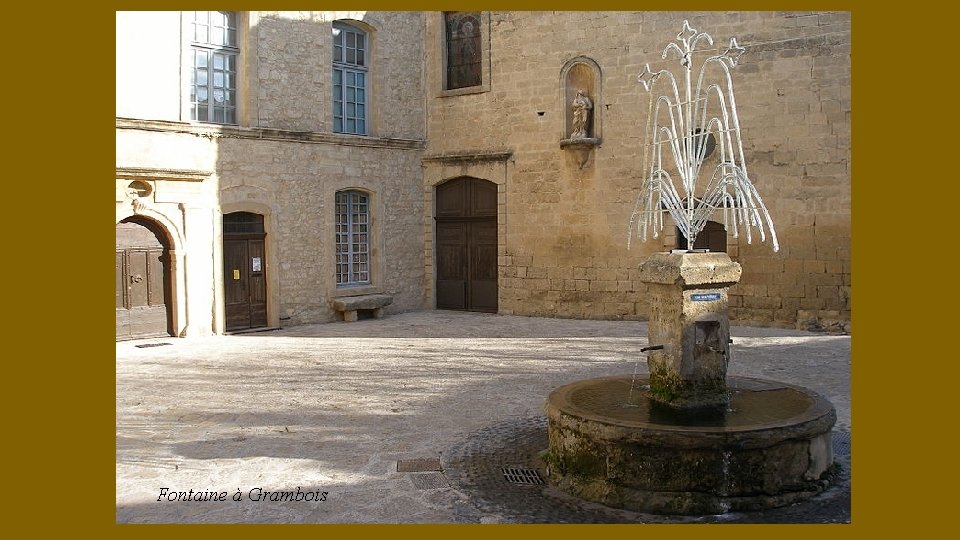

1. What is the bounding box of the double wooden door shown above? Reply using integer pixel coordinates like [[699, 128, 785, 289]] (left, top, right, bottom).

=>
[[223, 233, 267, 331], [435, 178, 498, 312], [116, 219, 171, 340]]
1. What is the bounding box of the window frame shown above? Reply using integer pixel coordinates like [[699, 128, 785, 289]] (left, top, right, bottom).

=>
[[335, 190, 372, 287], [187, 11, 240, 125], [332, 21, 369, 136], [443, 11, 482, 91]]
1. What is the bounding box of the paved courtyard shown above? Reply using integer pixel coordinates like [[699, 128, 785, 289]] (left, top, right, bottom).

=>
[[116, 310, 851, 524]]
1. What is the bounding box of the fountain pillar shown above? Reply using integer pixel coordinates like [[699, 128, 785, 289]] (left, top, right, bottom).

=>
[[639, 251, 741, 410]]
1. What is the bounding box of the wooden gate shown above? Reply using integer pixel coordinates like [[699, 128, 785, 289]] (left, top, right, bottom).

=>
[[435, 178, 498, 312], [223, 212, 267, 331], [116, 218, 172, 340]]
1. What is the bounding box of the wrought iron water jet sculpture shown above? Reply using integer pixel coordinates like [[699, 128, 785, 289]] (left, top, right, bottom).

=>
[[629, 19, 778, 253], [544, 21, 836, 515]]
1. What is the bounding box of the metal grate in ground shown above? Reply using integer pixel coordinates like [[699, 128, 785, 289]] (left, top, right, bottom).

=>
[[502, 466, 543, 485], [397, 458, 442, 472], [409, 472, 449, 490]]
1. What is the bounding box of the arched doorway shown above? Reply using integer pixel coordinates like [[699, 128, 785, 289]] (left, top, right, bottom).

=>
[[116, 217, 173, 340], [223, 211, 267, 331], [676, 220, 727, 252], [435, 177, 498, 312]]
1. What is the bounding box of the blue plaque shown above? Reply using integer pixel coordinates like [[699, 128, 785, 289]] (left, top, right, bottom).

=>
[[691, 293, 721, 302]]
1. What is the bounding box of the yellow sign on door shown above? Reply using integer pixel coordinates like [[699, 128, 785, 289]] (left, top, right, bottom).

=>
[[233, 269, 240, 280]]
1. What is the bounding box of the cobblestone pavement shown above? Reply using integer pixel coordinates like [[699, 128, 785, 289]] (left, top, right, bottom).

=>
[[116, 310, 850, 524]]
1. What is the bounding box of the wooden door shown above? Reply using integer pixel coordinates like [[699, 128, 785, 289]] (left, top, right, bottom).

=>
[[223, 212, 267, 331], [435, 177, 498, 312], [223, 236, 267, 331], [469, 220, 498, 312], [116, 219, 171, 340], [436, 221, 467, 309]]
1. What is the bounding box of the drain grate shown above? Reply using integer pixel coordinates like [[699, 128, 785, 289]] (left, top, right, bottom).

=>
[[135, 342, 172, 348], [409, 472, 449, 490], [398, 458, 442, 473], [501, 467, 543, 485]]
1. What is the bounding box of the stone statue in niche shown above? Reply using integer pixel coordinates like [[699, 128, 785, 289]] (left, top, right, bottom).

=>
[[570, 90, 593, 139]]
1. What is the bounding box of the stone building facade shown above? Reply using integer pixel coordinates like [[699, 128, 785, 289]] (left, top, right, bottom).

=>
[[422, 11, 850, 330], [116, 11, 850, 339], [116, 11, 426, 338]]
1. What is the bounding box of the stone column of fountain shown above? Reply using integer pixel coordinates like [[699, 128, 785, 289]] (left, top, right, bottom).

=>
[[543, 20, 838, 515], [639, 251, 741, 411]]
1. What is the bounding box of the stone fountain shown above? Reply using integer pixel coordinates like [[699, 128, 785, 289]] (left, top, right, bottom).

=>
[[543, 21, 836, 515]]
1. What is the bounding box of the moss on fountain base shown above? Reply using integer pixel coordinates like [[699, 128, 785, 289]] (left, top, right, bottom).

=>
[[647, 359, 729, 409]]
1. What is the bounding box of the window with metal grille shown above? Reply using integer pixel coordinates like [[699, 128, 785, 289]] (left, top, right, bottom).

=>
[[333, 22, 367, 135], [189, 11, 238, 124], [223, 212, 264, 234], [335, 190, 370, 286], [444, 11, 482, 90]]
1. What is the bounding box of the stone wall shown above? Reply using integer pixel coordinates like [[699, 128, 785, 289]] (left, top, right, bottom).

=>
[[255, 11, 425, 139], [424, 11, 850, 329], [115, 11, 183, 121], [224, 11, 427, 326], [217, 137, 425, 326]]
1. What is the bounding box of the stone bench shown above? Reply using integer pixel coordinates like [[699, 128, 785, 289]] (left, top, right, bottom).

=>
[[331, 294, 393, 322]]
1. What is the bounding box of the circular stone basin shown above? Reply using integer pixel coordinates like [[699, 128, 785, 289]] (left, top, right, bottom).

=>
[[544, 375, 837, 515]]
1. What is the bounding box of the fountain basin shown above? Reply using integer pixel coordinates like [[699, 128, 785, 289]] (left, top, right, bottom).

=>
[[544, 375, 836, 515]]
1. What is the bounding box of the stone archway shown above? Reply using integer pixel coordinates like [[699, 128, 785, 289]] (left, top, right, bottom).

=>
[[116, 216, 174, 340]]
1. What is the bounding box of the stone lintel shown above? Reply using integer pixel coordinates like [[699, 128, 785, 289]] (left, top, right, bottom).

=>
[[421, 151, 513, 165]]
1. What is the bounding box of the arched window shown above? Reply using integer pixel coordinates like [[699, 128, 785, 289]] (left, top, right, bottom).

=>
[[332, 22, 368, 135], [222, 211, 264, 234], [335, 190, 370, 285]]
